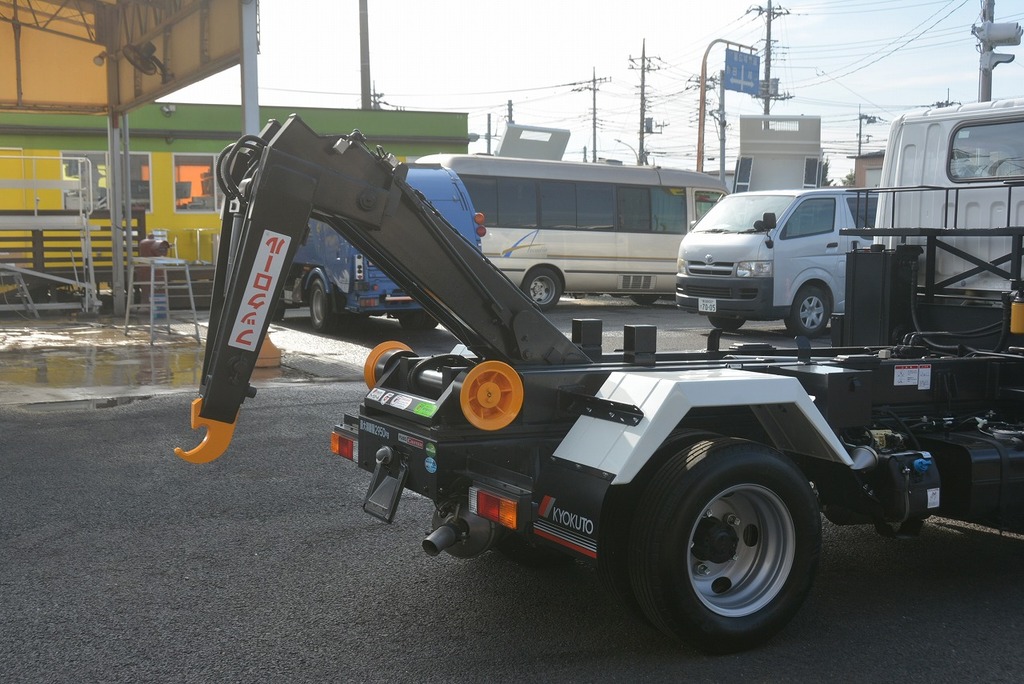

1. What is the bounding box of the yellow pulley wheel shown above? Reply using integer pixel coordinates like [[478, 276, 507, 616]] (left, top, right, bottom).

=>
[[460, 360, 524, 431], [364, 341, 413, 388]]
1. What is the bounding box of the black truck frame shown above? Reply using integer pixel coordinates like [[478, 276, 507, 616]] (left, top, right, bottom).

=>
[[176, 116, 1024, 654]]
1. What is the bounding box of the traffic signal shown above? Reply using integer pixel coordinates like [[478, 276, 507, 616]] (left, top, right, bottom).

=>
[[974, 20, 1022, 70]]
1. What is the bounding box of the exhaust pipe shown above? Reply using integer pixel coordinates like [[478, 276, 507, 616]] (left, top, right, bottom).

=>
[[422, 519, 467, 556]]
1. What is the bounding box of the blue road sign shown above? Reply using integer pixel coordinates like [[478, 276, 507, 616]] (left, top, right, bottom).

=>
[[724, 49, 760, 95]]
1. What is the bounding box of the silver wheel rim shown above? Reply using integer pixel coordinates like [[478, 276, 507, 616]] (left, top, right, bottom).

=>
[[799, 295, 824, 331], [687, 484, 795, 617], [529, 276, 555, 306], [311, 285, 326, 327]]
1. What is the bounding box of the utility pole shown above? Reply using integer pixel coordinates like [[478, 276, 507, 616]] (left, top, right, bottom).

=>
[[718, 71, 727, 182], [857, 105, 878, 156], [629, 40, 659, 165], [507, 99, 514, 125], [359, 0, 371, 110], [748, 0, 790, 114], [572, 68, 610, 162], [974, 0, 1022, 102]]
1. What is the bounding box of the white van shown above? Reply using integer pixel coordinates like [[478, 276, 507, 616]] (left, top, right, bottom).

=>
[[675, 188, 876, 337]]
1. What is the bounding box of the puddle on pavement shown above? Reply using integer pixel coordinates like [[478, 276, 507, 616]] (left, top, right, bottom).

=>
[[0, 317, 303, 408]]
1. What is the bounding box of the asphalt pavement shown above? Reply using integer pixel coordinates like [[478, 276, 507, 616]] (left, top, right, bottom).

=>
[[3, 309, 1024, 682], [5, 384, 1024, 683]]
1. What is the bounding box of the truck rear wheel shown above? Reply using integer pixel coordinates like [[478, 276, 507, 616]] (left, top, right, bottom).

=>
[[785, 284, 830, 338], [308, 278, 336, 332], [628, 438, 820, 653]]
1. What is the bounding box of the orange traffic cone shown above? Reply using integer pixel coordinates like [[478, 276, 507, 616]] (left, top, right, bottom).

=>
[[256, 334, 282, 368]]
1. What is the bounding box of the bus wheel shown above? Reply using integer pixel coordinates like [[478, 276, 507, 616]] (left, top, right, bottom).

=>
[[785, 284, 830, 338], [630, 294, 660, 306], [521, 266, 562, 311], [397, 310, 438, 330], [308, 279, 336, 332], [708, 316, 745, 332], [628, 438, 820, 653]]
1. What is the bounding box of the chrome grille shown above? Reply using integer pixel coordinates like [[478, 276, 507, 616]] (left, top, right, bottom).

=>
[[686, 261, 734, 276]]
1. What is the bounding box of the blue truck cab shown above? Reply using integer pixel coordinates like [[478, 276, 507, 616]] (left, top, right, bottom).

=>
[[282, 164, 483, 331]]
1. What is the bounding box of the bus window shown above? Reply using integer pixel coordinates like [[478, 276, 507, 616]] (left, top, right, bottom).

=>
[[577, 183, 615, 230], [617, 186, 651, 233], [497, 178, 537, 228], [694, 190, 724, 222], [651, 187, 686, 234], [539, 180, 576, 229], [462, 176, 496, 220]]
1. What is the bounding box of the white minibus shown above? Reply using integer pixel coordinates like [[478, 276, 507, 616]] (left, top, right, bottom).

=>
[[415, 154, 727, 310]]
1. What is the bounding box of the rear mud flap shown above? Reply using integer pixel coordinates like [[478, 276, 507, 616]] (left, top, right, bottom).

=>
[[363, 457, 409, 523], [533, 458, 611, 560]]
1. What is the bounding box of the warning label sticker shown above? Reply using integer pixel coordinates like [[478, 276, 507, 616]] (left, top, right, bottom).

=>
[[893, 364, 931, 390]]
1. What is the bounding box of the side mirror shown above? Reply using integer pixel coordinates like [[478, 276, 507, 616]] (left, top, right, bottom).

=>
[[756, 212, 776, 248]]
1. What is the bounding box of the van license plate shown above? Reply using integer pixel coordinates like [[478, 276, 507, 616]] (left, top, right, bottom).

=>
[[698, 298, 717, 313]]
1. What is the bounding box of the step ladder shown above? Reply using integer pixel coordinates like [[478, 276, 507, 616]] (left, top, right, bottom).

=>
[[0, 265, 39, 318], [124, 257, 201, 345]]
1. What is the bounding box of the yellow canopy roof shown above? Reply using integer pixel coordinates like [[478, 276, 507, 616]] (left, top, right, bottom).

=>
[[0, 0, 242, 114]]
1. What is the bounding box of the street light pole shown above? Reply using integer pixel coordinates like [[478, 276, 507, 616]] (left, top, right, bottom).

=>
[[697, 39, 757, 173], [615, 139, 640, 165]]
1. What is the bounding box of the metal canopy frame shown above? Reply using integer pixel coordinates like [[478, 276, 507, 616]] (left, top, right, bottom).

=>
[[0, 0, 254, 315]]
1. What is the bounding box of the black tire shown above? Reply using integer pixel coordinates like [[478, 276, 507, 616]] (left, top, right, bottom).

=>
[[521, 266, 563, 311], [630, 294, 660, 306], [628, 438, 821, 654], [785, 284, 831, 338], [308, 279, 336, 332], [397, 310, 438, 330], [707, 315, 745, 332]]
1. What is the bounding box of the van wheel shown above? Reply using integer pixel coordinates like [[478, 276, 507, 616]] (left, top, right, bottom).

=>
[[630, 294, 660, 306], [628, 438, 821, 653], [308, 279, 336, 332], [521, 266, 563, 311], [785, 285, 830, 338], [708, 316, 745, 332]]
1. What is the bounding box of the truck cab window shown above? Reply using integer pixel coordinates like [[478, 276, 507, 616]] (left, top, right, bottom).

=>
[[949, 120, 1024, 181]]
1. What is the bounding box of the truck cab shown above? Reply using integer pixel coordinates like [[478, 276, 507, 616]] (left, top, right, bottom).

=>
[[675, 187, 876, 337]]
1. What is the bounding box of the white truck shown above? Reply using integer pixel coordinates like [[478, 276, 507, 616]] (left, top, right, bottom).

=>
[[675, 188, 876, 337], [176, 112, 1024, 656], [840, 98, 1024, 347]]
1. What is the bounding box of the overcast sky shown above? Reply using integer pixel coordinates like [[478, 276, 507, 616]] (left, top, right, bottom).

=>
[[167, 0, 1024, 181]]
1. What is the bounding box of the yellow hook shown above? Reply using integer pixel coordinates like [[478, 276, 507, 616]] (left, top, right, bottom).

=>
[[173, 397, 238, 464]]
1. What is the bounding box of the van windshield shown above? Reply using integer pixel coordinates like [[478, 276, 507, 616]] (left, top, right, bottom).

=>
[[690, 194, 794, 234]]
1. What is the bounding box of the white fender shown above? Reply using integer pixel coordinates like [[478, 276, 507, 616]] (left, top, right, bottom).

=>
[[553, 367, 853, 484]]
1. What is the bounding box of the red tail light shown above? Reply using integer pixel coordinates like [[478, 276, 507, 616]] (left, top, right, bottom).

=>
[[331, 429, 355, 460], [469, 485, 518, 529]]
